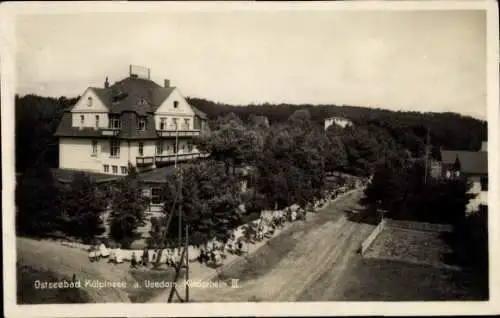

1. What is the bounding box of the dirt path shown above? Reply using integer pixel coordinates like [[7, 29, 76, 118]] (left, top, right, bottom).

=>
[[150, 189, 373, 302]]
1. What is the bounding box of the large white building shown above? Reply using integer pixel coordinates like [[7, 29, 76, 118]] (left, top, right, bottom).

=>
[[55, 66, 210, 176]]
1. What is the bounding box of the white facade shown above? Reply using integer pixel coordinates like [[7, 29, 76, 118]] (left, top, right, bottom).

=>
[[58, 81, 206, 175], [324, 117, 353, 130], [71, 88, 110, 129], [155, 89, 195, 130], [466, 177, 488, 214], [60, 137, 202, 175]]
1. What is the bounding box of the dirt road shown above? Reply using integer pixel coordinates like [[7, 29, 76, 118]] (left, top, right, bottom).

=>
[[17, 237, 133, 303], [151, 189, 374, 302]]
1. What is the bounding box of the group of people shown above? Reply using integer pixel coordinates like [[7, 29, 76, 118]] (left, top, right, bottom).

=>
[[130, 247, 182, 269], [88, 243, 123, 264], [86, 183, 359, 269]]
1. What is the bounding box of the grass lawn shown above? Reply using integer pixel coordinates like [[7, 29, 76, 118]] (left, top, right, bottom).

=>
[[334, 256, 488, 301], [128, 267, 180, 303], [17, 265, 91, 304], [215, 229, 297, 283]]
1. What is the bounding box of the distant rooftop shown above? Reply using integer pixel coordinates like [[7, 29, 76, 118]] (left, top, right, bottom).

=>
[[440, 150, 487, 175], [51, 168, 121, 184]]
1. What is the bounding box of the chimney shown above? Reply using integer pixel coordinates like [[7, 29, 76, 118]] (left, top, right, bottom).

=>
[[104, 76, 109, 88], [164, 79, 170, 88]]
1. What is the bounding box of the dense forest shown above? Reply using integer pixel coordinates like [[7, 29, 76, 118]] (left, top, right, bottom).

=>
[[186, 97, 487, 153], [15, 94, 487, 174], [15, 95, 79, 173]]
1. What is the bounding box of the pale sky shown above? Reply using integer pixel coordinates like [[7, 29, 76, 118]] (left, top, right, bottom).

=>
[[15, 9, 487, 119]]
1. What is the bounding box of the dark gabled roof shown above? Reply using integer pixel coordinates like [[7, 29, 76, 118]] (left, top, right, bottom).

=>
[[192, 106, 208, 119], [440, 150, 488, 175], [51, 168, 121, 184], [57, 75, 208, 139], [104, 77, 174, 115], [87, 77, 206, 117], [137, 165, 191, 184]]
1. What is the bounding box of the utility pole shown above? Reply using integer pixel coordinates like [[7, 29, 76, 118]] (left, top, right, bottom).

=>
[[174, 123, 179, 168], [167, 167, 190, 303], [178, 168, 183, 256], [185, 224, 189, 302]]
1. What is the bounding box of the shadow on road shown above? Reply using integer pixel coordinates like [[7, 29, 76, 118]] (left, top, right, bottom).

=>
[[343, 205, 379, 225]]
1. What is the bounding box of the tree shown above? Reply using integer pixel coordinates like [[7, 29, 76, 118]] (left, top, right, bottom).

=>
[[364, 159, 410, 219], [188, 97, 486, 155], [256, 112, 327, 211], [60, 172, 107, 242], [16, 165, 65, 237], [15, 94, 78, 173], [160, 160, 244, 248], [324, 131, 348, 173], [341, 126, 380, 177], [195, 113, 264, 174], [109, 165, 150, 248]]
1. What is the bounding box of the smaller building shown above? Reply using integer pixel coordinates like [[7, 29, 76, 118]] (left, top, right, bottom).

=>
[[439, 143, 488, 214], [324, 116, 352, 130]]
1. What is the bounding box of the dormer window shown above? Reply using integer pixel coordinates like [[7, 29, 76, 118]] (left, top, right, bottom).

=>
[[173, 101, 179, 108], [137, 117, 146, 131], [87, 97, 93, 107]]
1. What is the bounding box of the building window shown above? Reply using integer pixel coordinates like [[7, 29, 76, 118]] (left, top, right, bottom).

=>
[[172, 118, 178, 130], [137, 117, 146, 131], [138, 142, 144, 156], [87, 97, 92, 107], [193, 116, 201, 130], [160, 117, 166, 130], [182, 144, 186, 151], [139, 98, 146, 105], [103, 165, 109, 173], [187, 143, 193, 152], [121, 166, 128, 175], [91, 140, 98, 156], [173, 142, 178, 154], [480, 176, 488, 191], [110, 139, 120, 158], [173, 101, 179, 108], [151, 187, 162, 205], [110, 117, 121, 129], [80, 115, 85, 125], [184, 118, 190, 129], [95, 115, 99, 128], [112, 165, 118, 174], [156, 141, 163, 155]]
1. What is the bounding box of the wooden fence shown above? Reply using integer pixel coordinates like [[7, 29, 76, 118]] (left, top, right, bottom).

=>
[[360, 219, 386, 256]]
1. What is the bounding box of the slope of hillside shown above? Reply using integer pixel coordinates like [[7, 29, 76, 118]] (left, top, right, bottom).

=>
[[17, 237, 133, 303]]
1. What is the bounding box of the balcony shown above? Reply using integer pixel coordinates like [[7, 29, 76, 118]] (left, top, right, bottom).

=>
[[154, 152, 209, 165], [101, 128, 121, 137], [156, 129, 200, 138], [136, 156, 155, 167]]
